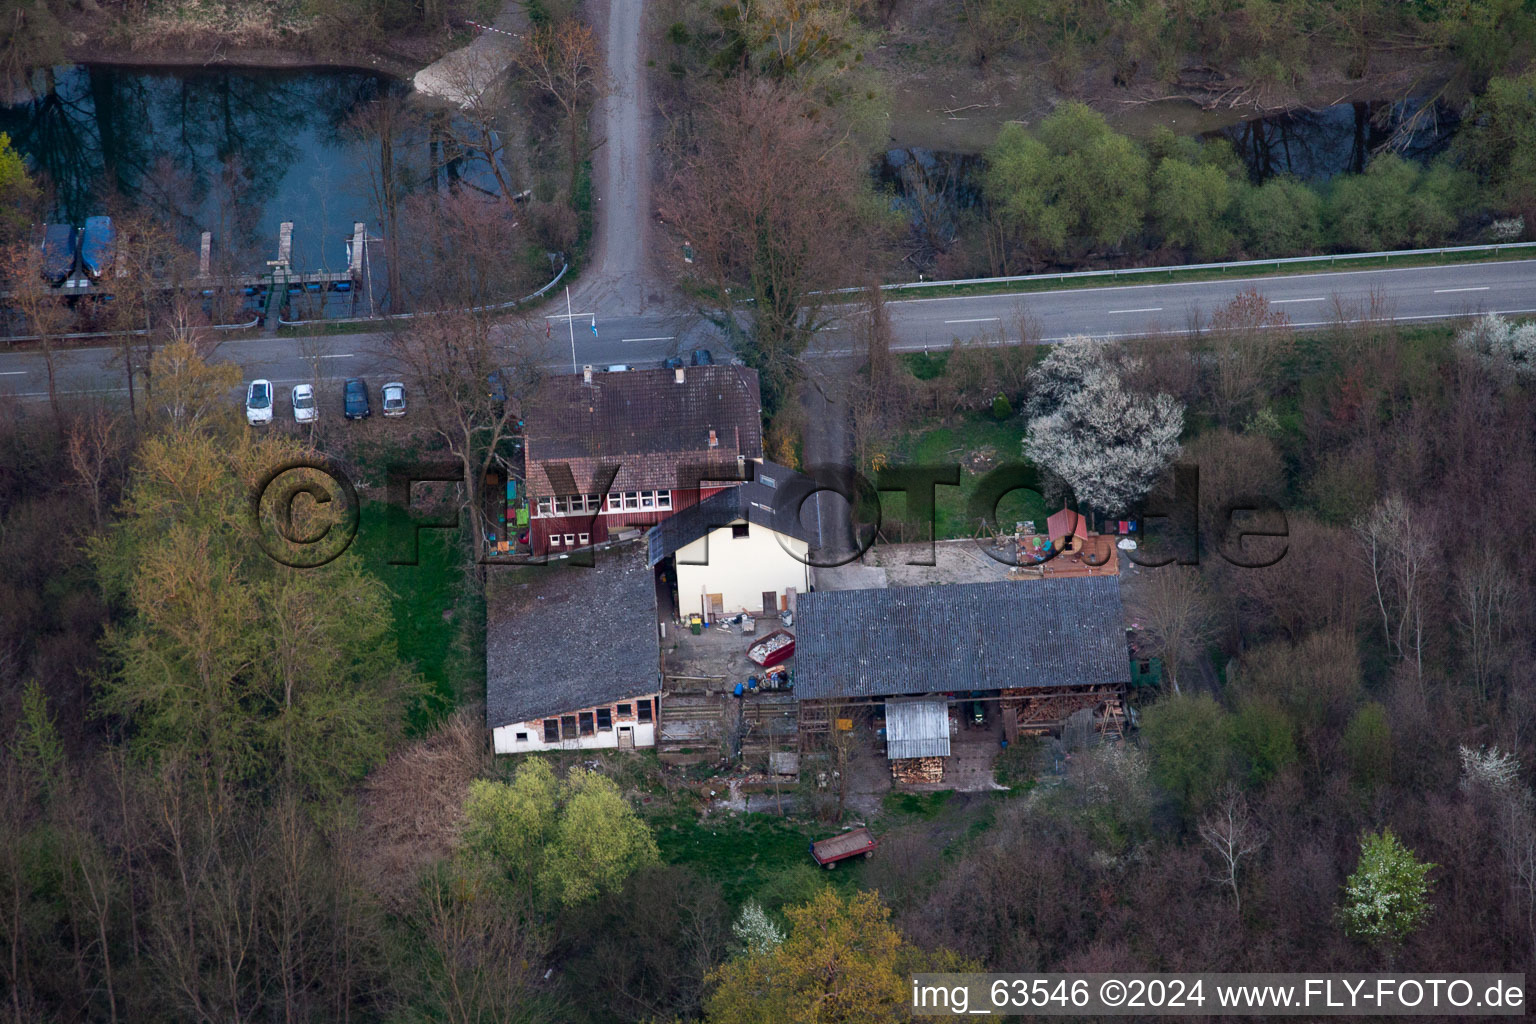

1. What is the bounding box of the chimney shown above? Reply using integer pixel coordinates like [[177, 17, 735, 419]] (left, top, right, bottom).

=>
[[582, 364, 593, 384], [674, 367, 685, 384], [708, 429, 718, 448]]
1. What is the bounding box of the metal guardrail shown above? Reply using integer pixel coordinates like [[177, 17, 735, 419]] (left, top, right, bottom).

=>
[[277, 262, 569, 328], [828, 241, 1536, 296], [2, 316, 260, 344]]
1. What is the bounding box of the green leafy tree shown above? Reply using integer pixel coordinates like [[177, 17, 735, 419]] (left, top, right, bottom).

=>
[[464, 764, 658, 906], [1141, 693, 1231, 814], [1340, 829, 1434, 947], [544, 769, 660, 905], [1344, 702, 1393, 790], [1233, 177, 1323, 255], [1151, 157, 1234, 259], [94, 427, 416, 804], [1460, 69, 1536, 218], [983, 104, 1148, 265], [703, 888, 978, 1024], [1229, 698, 1297, 786], [463, 763, 560, 883], [0, 132, 37, 245], [1325, 155, 1469, 251]]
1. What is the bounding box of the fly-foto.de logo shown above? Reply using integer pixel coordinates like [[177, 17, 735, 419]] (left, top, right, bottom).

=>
[[249, 457, 1289, 570]]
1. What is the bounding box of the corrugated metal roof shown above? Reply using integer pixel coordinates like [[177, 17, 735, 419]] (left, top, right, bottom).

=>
[[794, 575, 1128, 701], [885, 699, 950, 759]]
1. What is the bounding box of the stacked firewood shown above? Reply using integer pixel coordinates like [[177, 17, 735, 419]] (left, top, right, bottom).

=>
[[891, 757, 944, 783]]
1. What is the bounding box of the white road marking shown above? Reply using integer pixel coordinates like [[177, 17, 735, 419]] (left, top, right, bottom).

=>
[[320, 353, 355, 358], [943, 317, 1000, 324], [1106, 307, 1162, 314], [620, 336, 673, 342], [1273, 297, 1326, 304], [0, 371, 26, 376], [1434, 286, 1490, 293]]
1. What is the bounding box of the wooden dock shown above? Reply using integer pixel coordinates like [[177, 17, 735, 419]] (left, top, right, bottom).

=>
[[11, 221, 366, 299]]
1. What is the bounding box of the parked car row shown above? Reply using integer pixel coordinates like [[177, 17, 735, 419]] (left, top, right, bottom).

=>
[[246, 378, 406, 425]]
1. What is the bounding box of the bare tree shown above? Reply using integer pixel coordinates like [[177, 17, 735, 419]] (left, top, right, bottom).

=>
[[383, 312, 539, 565], [66, 407, 125, 533], [1131, 566, 1216, 694], [347, 94, 421, 310], [1454, 550, 1516, 705], [1, 241, 69, 431], [1355, 495, 1434, 689], [513, 19, 604, 203], [1198, 783, 1267, 916], [407, 859, 546, 1024], [659, 76, 877, 412], [1206, 288, 1290, 427]]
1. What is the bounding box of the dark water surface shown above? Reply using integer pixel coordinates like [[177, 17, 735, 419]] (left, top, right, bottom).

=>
[[1, 65, 400, 272]]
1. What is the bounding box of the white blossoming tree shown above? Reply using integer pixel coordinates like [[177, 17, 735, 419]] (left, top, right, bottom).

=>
[[1460, 745, 1522, 793], [731, 899, 784, 956], [1339, 829, 1435, 949], [1456, 312, 1536, 374], [1023, 337, 1184, 515]]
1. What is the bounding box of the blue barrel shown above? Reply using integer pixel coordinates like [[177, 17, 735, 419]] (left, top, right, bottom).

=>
[[733, 683, 744, 697]]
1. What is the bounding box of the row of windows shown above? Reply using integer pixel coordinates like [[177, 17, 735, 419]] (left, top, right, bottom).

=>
[[527, 698, 655, 743], [536, 490, 674, 516], [548, 532, 589, 548]]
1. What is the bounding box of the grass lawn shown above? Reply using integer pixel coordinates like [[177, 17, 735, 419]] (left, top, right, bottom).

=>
[[651, 810, 863, 908], [354, 501, 482, 732], [890, 411, 1048, 540]]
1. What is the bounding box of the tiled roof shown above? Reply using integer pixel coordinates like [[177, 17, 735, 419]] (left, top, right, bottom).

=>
[[646, 460, 819, 565], [793, 575, 1128, 700], [485, 544, 659, 726], [523, 366, 763, 495]]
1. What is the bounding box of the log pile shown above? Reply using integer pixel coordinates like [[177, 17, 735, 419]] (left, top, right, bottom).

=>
[[891, 757, 944, 784]]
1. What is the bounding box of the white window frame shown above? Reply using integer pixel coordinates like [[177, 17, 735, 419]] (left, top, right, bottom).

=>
[[564, 533, 576, 545], [640, 490, 656, 510], [657, 490, 672, 510], [606, 493, 622, 512], [578, 532, 590, 545], [536, 497, 553, 516], [549, 534, 563, 547], [623, 492, 639, 510]]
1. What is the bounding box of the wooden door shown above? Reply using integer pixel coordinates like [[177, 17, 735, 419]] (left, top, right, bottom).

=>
[[618, 726, 634, 750], [762, 591, 776, 618]]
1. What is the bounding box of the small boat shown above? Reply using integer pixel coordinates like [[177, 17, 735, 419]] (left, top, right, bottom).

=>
[[79, 216, 114, 282], [40, 224, 77, 286], [747, 629, 795, 668]]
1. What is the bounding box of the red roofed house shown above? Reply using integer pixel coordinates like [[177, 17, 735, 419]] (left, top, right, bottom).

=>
[[522, 364, 764, 556]]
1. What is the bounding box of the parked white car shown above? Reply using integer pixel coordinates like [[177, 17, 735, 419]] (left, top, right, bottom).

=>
[[381, 381, 407, 418], [291, 383, 318, 424], [245, 379, 273, 426]]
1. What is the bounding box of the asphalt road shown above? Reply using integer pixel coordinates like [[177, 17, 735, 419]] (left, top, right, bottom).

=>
[[2, 259, 1535, 406]]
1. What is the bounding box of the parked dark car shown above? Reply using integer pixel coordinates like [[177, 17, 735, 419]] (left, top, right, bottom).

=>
[[662, 355, 685, 370], [690, 348, 714, 366], [343, 378, 371, 420], [487, 371, 507, 404]]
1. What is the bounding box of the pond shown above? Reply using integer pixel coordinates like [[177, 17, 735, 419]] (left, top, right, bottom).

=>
[[0, 64, 511, 315], [1206, 95, 1459, 182]]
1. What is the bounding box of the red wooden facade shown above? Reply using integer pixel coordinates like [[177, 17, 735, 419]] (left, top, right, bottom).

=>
[[530, 484, 732, 555]]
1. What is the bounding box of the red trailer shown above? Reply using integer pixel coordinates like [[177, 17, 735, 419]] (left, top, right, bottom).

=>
[[747, 629, 796, 667], [809, 827, 877, 868]]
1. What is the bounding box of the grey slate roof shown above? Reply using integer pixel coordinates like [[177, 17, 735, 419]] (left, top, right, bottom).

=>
[[523, 365, 764, 495], [485, 545, 659, 727], [885, 699, 951, 759], [793, 575, 1128, 701], [646, 460, 819, 566]]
